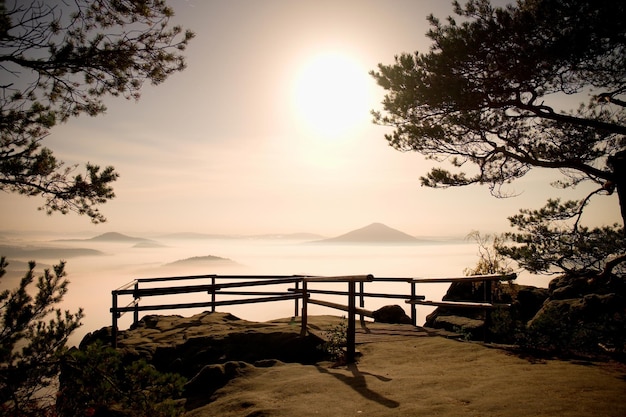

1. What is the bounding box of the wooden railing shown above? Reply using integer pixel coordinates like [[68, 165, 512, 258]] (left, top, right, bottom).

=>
[[110, 274, 307, 347], [110, 272, 517, 360]]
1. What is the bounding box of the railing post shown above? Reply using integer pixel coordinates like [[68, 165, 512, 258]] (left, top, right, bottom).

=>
[[484, 278, 493, 342], [133, 282, 139, 325], [358, 281, 366, 328], [111, 291, 118, 348], [346, 280, 356, 364], [294, 280, 300, 318], [211, 276, 216, 312], [300, 280, 308, 336], [410, 281, 417, 326]]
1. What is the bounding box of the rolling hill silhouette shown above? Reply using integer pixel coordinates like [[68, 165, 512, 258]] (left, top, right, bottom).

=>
[[317, 223, 418, 243], [0, 245, 103, 259], [89, 232, 148, 242], [164, 255, 236, 266], [56, 232, 152, 243]]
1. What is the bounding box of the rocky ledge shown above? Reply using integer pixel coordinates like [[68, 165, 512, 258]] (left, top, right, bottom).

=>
[[78, 312, 338, 409]]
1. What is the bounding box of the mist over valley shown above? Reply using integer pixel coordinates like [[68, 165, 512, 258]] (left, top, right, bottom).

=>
[[0, 223, 551, 346]]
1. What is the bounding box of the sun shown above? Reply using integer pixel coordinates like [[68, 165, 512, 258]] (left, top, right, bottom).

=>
[[291, 52, 373, 139]]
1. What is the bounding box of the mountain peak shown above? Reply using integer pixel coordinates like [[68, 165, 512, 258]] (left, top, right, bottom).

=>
[[319, 223, 418, 243]]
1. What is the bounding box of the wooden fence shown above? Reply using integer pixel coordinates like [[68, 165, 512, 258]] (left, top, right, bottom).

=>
[[110, 272, 516, 361]]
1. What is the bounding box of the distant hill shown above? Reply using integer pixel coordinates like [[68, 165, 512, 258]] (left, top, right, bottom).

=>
[[0, 244, 103, 259], [316, 223, 419, 244], [164, 255, 238, 267], [89, 232, 149, 242], [55, 232, 155, 243]]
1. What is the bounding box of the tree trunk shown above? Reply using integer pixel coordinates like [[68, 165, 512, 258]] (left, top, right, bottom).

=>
[[608, 150, 626, 234]]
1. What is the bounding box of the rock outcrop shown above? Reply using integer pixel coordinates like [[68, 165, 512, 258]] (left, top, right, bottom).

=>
[[77, 312, 331, 409], [373, 304, 412, 324], [526, 271, 626, 355], [424, 280, 549, 342], [424, 271, 626, 356], [82, 312, 325, 372]]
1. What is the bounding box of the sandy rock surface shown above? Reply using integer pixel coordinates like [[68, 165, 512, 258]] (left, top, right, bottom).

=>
[[186, 337, 626, 417], [92, 312, 626, 417]]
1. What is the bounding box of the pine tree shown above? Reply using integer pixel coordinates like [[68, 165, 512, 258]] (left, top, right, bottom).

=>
[[0, 257, 83, 416]]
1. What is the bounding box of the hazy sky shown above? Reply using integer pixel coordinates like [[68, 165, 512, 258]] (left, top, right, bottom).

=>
[[1, 0, 621, 237]]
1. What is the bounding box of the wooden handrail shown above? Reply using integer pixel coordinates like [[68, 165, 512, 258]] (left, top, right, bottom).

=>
[[136, 274, 217, 283], [113, 293, 303, 314], [289, 287, 424, 301], [308, 298, 374, 318], [216, 277, 302, 288], [410, 273, 517, 283], [121, 284, 220, 297], [407, 300, 511, 309], [303, 274, 374, 283], [113, 280, 138, 292]]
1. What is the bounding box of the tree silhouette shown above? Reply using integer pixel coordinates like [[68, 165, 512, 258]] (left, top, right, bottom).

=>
[[0, 258, 83, 415], [371, 0, 625, 274], [0, 0, 194, 222]]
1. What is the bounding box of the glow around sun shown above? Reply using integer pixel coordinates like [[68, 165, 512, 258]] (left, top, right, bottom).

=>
[[292, 52, 374, 140]]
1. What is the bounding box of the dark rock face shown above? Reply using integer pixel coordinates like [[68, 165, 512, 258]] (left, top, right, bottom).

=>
[[373, 305, 412, 324], [527, 285, 626, 356], [549, 271, 626, 300], [425, 271, 626, 357], [424, 280, 549, 342], [549, 274, 591, 299]]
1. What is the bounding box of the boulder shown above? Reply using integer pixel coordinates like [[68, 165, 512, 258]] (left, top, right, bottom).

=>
[[549, 271, 626, 300], [526, 292, 626, 355], [513, 286, 550, 322], [424, 280, 549, 343], [515, 270, 626, 357], [373, 305, 412, 324], [549, 274, 591, 300]]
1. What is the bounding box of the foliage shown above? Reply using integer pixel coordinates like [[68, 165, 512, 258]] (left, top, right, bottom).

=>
[[57, 341, 186, 417], [0, 257, 83, 417], [371, 0, 626, 274], [451, 325, 473, 342], [0, 0, 194, 222], [487, 306, 517, 342], [464, 230, 514, 276], [498, 199, 626, 274], [463, 231, 530, 343], [321, 317, 348, 362]]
